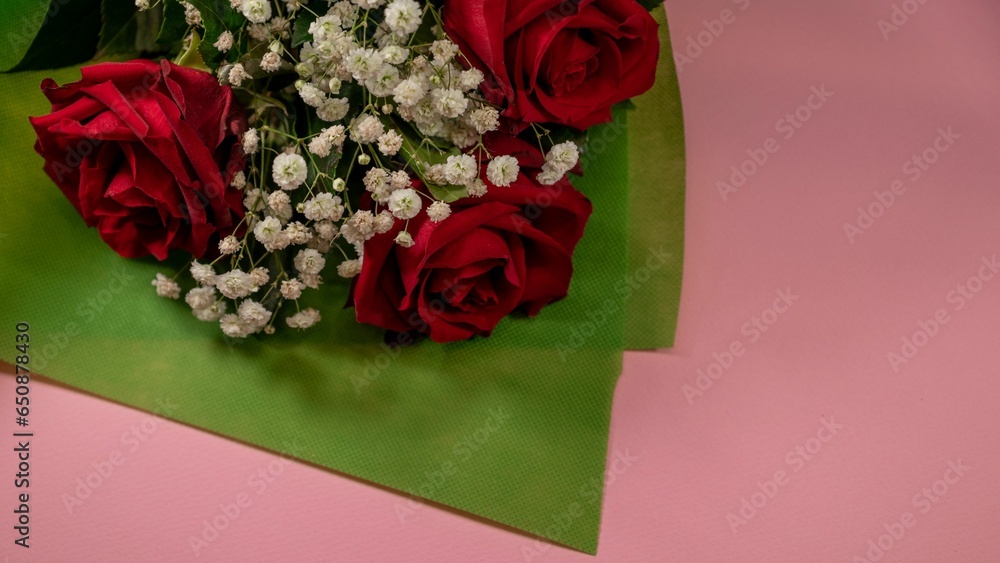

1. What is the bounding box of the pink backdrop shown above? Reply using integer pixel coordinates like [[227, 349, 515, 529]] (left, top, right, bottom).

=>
[[4, 0, 1000, 560]]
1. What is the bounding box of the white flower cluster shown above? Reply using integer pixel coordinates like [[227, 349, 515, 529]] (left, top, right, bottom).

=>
[[156, 0, 583, 338]]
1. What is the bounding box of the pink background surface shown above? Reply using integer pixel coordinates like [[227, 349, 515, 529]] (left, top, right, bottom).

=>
[[4, 0, 1000, 561]]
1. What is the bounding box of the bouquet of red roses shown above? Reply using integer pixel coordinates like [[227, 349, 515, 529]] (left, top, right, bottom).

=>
[[29, 0, 661, 343]]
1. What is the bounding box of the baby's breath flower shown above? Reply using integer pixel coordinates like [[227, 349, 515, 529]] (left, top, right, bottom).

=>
[[336, 259, 361, 278], [431, 88, 468, 119], [261, 51, 282, 73], [374, 210, 395, 233], [238, 300, 270, 329], [458, 68, 484, 91], [487, 155, 519, 187], [243, 188, 262, 212], [324, 124, 347, 147], [341, 210, 376, 243], [425, 164, 447, 185], [284, 0, 307, 13], [317, 97, 350, 121], [308, 135, 333, 157], [266, 191, 290, 210], [314, 221, 339, 240], [426, 201, 451, 222], [280, 279, 305, 300], [269, 18, 291, 40], [449, 125, 478, 149], [248, 23, 269, 42], [444, 154, 477, 186], [241, 0, 271, 23], [384, 0, 421, 34], [299, 83, 326, 108], [353, 0, 385, 11], [299, 272, 323, 289], [220, 314, 252, 338], [242, 128, 259, 154], [271, 152, 308, 190], [181, 1, 202, 25], [194, 305, 226, 322], [377, 130, 403, 156], [309, 14, 342, 41], [264, 231, 291, 251], [219, 235, 240, 255], [230, 170, 246, 189], [295, 61, 315, 78], [227, 63, 250, 87], [363, 168, 391, 198], [152, 273, 181, 299], [381, 45, 409, 65], [250, 267, 270, 286], [389, 170, 410, 189], [253, 216, 282, 244], [545, 141, 580, 174], [394, 230, 414, 248], [286, 308, 321, 329], [135, 0, 150, 10], [466, 178, 488, 197], [350, 114, 385, 144], [303, 193, 344, 221], [388, 187, 422, 220], [214, 31, 234, 52], [469, 107, 499, 134], [285, 222, 313, 245], [392, 77, 427, 107], [367, 64, 401, 97], [190, 261, 217, 286], [537, 161, 569, 185], [345, 47, 384, 81], [216, 270, 255, 299], [294, 248, 326, 274], [185, 287, 217, 310], [430, 39, 459, 63]]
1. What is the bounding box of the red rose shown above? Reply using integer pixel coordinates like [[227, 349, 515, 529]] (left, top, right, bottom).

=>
[[443, 0, 659, 131], [351, 137, 592, 342], [30, 59, 247, 260]]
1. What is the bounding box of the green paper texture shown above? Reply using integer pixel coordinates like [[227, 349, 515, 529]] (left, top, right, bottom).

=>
[[626, 7, 685, 349], [0, 7, 683, 553]]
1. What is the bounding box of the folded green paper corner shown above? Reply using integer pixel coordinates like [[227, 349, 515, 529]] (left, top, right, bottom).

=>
[[0, 7, 683, 553]]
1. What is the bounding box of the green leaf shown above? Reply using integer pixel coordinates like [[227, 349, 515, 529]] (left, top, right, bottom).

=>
[[96, 0, 140, 58], [156, 0, 189, 45], [185, 0, 246, 70], [612, 98, 637, 112], [7, 0, 102, 72], [135, 6, 165, 52], [176, 29, 209, 71], [636, 0, 663, 11], [291, 11, 318, 47], [427, 184, 468, 203], [94, 0, 167, 60], [0, 0, 53, 71]]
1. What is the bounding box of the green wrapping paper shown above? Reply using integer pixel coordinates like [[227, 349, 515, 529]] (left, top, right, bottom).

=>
[[626, 7, 685, 349], [0, 6, 683, 553]]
